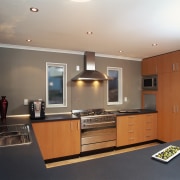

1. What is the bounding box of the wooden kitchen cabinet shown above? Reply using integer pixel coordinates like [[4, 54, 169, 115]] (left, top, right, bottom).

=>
[[117, 113, 157, 147], [142, 113, 157, 141], [142, 57, 158, 75], [142, 51, 180, 143], [157, 70, 180, 142], [142, 51, 180, 75], [32, 120, 80, 160], [157, 51, 180, 74]]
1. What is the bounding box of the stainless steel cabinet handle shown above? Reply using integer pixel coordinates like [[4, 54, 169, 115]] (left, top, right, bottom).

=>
[[172, 63, 175, 72], [84, 121, 115, 126]]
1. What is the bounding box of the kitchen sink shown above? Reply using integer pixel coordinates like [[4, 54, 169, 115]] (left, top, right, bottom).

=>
[[0, 124, 32, 147]]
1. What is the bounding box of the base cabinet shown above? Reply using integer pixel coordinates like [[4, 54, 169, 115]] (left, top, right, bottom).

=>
[[117, 113, 157, 147], [32, 120, 80, 160], [142, 114, 157, 141]]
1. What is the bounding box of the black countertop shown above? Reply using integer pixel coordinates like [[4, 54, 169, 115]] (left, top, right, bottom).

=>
[[31, 113, 79, 123], [48, 141, 180, 180], [31, 109, 157, 123], [111, 108, 157, 116], [0, 117, 50, 180], [0, 110, 162, 180]]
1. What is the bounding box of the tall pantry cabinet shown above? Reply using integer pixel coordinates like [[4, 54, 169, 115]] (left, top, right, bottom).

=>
[[142, 51, 180, 142]]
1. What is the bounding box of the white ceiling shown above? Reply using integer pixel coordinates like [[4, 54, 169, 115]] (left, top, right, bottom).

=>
[[0, 0, 180, 60]]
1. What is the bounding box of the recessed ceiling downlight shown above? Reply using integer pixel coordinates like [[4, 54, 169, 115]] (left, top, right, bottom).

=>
[[26, 39, 32, 42], [152, 43, 158, 46], [86, 31, 93, 35], [30, 7, 39, 12]]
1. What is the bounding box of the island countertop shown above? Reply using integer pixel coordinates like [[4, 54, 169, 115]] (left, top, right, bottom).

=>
[[1, 116, 180, 180], [48, 141, 180, 180]]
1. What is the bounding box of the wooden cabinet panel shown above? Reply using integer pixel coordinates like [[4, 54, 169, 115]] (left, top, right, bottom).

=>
[[158, 71, 180, 142], [117, 114, 157, 147], [157, 73, 172, 142], [142, 57, 158, 75], [170, 71, 180, 141], [32, 120, 80, 160], [142, 51, 180, 143], [143, 114, 157, 141], [157, 51, 180, 74], [116, 116, 129, 146]]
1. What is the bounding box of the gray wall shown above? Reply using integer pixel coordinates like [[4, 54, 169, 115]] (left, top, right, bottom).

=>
[[0, 47, 141, 116]]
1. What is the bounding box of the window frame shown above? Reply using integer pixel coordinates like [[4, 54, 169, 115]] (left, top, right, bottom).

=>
[[46, 62, 67, 108], [107, 67, 123, 105]]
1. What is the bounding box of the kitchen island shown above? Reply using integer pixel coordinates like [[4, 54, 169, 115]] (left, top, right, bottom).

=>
[[48, 141, 180, 180], [2, 113, 180, 180]]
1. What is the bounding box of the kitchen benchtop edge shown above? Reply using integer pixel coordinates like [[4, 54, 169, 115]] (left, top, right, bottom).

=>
[[31, 114, 79, 123], [31, 109, 157, 123]]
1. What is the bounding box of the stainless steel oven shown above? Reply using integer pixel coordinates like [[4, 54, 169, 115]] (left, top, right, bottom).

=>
[[72, 109, 116, 152]]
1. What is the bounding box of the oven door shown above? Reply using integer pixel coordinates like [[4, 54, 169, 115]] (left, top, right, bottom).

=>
[[81, 127, 116, 152]]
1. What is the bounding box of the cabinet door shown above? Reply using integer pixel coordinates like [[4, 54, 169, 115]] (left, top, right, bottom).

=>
[[157, 51, 180, 74], [171, 72, 180, 141], [126, 116, 137, 145], [142, 58, 157, 75], [117, 115, 144, 146], [157, 73, 172, 142], [32, 122, 53, 159], [69, 120, 81, 155], [32, 120, 80, 160], [143, 114, 157, 141], [117, 116, 129, 146], [53, 120, 80, 159]]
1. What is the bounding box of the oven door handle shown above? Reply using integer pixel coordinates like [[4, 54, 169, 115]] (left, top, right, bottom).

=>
[[83, 121, 116, 126]]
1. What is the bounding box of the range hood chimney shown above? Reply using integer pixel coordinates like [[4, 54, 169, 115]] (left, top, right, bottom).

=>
[[72, 51, 109, 81]]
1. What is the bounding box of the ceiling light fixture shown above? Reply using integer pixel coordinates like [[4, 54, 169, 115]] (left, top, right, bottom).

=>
[[30, 7, 39, 12], [152, 43, 158, 46], [26, 39, 32, 42], [86, 31, 93, 35]]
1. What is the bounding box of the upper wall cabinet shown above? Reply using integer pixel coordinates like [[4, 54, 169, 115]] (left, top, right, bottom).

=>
[[141, 57, 158, 75], [142, 51, 180, 75], [157, 51, 180, 74]]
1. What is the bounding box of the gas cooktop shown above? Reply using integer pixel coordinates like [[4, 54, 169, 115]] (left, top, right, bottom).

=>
[[72, 108, 111, 117]]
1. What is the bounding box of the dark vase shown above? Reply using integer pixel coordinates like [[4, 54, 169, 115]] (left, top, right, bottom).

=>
[[0, 96, 8, 123]]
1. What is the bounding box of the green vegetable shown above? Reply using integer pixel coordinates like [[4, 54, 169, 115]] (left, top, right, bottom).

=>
[[155, 146, 180, 160]]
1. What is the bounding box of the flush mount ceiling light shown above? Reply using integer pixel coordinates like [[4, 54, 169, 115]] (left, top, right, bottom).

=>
[[30, 7, 39, 12], [26, 39, 32, 42], [86, 31, 93, 35], [152, 43, 158, 46]]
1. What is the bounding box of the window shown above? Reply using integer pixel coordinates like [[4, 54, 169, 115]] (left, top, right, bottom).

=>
[[107, 67, 123, 105], [46, 62, 67, 107]]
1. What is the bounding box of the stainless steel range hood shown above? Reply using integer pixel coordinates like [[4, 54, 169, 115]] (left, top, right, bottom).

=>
[[72, 51, 109, 81]]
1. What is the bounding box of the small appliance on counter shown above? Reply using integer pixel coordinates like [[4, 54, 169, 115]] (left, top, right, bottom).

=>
[[29, 99, 45, 120]]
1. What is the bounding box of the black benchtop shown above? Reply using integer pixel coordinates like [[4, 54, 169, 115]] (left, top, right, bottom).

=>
[[0, 110, 165, 180], [115, 108, 157, 116], [0, 117, 50, 180], [31, 113, 79, 123], [48, 141, 180, 180], [31, 109, 157, 123]]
